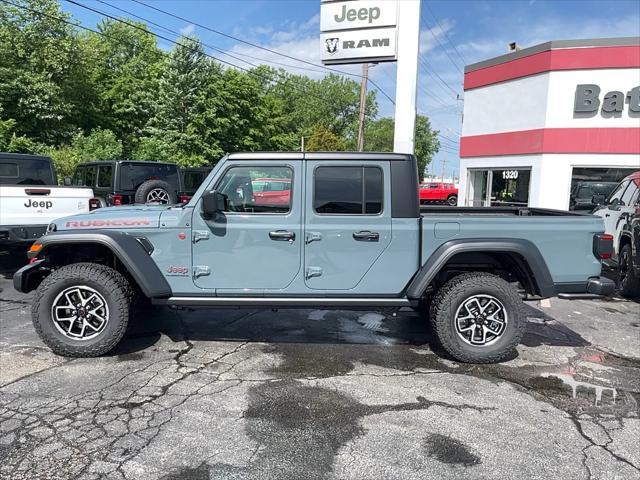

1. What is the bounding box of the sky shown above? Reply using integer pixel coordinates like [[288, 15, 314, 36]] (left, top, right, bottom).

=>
[[61, 0, 640, 178]]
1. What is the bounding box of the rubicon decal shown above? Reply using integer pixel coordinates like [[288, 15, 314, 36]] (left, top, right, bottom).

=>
[[65, 219, 151, 228]]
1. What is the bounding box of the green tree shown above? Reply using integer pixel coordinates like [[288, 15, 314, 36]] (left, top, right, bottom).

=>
[[49, 128, 122, 179], [306, 124, 346, 151], [364, 115, 440, 177], [88, 19, 164, 155], [0, 0, 88, 144]]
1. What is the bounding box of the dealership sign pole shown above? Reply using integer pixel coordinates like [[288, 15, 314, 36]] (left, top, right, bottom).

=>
[[320, 0, 421, 154]]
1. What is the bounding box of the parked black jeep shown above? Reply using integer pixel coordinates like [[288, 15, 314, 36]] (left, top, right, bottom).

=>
[[179, 166, 213, 202], [70, 160, 183, 206]]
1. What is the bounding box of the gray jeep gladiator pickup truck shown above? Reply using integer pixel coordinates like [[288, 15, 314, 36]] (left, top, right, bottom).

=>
[[14, 152, 615, 363]]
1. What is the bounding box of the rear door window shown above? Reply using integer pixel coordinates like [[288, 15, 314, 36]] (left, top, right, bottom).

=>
[[97, 165, 113, 188], [313, 166, 383, 215]]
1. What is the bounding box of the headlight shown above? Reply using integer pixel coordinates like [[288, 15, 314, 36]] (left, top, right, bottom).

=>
[[46, 223, 57, 233]]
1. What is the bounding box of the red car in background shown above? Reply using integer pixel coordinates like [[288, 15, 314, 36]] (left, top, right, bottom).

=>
[[252, 178, 291, 206], [419, 182, 458, 206]]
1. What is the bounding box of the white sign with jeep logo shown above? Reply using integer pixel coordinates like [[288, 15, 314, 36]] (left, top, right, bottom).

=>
[[320, 0, 398, 64], [320, 0, 397, 32], [321, 27, 397, 64]]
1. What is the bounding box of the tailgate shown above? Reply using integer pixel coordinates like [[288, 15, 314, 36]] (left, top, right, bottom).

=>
[[0, 186, 95, 226]]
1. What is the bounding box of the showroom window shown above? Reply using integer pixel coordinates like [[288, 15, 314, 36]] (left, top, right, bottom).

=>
[[569, 167, 638, 211], [466, 168, 531, 207]]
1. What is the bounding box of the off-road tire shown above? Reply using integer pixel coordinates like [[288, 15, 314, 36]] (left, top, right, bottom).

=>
[[447, 195, 458, 206], [619, 243, 640, 298], [429, 272, 526, 363], [134, 179, 177, 205], [32, 263, 132, 357]]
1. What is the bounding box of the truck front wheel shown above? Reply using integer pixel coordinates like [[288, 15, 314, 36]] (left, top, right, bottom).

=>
[[429, 272, 525, 363], [32, 263, 132, 357]]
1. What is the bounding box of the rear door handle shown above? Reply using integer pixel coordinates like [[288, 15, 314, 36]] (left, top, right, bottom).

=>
[[269, 230, 295, 242], [353, 230, 379, 241]]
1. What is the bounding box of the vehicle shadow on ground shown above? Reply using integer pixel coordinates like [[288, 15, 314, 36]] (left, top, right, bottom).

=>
[[111, 302, 592, 360], [0, 248, 28, 281]]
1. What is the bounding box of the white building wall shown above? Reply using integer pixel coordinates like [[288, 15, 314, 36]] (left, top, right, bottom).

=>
[[461, 74, 550, 136]]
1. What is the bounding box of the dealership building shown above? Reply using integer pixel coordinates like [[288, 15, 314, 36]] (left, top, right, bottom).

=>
[[458, 37, 640, 210]]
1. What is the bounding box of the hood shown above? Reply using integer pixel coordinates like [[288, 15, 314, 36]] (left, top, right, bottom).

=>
[[50, 205, 168, 231]]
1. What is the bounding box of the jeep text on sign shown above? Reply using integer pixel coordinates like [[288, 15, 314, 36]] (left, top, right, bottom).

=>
[[320, 27, 397, 65], [320, 0, 397, 32]]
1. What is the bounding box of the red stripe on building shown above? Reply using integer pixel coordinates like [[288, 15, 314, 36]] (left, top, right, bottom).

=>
[[460, 128, 640, 157], [464, 46, 640, 90]]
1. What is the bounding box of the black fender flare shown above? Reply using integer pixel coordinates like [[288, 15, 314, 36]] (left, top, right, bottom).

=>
[[405, 238, 555, 299], [17, 230, 172, 298]]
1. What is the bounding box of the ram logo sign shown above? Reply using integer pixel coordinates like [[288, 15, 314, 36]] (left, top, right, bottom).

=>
[[320, 28, 397, 65]]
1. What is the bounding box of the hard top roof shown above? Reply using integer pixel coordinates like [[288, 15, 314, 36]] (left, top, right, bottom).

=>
[[226, 152, 413, 161]]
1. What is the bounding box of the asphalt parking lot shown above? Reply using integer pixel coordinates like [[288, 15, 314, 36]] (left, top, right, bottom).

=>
[[1, 253, 639, 480]]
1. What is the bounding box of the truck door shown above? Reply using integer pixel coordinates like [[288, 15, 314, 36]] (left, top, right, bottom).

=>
[[191, 162, 302, 291], [304, 161, 392, 290]]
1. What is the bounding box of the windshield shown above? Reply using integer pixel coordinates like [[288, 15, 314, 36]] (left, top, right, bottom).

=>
[[120, 163, 180, 191], [0, 157, 55, 185]]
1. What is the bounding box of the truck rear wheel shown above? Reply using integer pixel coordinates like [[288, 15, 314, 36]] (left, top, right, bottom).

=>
[[447, 195, 458, 206], [429, 272, 525, 363], [32, 263, 131, 357]]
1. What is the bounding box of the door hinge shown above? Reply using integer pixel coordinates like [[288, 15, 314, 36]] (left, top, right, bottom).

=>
[[305, 231, 322, 244], [305, 266, 323, 280], [193, 230, 209, 243], [193, 265, 211, 278]]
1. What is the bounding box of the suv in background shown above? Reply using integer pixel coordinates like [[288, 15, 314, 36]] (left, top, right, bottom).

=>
[[180, 166, 213, 203], [593, 171, 640, 297], [1, 153, 95, 248], [71, 160, 183, 206], [419, 182, 458, 206], [570, 181, 617, 211]]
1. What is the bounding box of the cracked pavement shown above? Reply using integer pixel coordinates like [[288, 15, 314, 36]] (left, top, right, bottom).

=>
[[0, 257, 639, 479]]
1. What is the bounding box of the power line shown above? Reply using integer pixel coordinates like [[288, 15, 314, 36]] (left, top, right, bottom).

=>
[[420, 11, 464, 75], [96, 0, 334, 76], [3, 0, 351, 112], [129, 0, 395, 105], [425, 4, 468, 67], [62, 0, 362, 110]]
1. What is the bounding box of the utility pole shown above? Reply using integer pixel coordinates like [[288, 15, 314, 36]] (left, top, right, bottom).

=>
[[440, 157, 447, 183], [357, 63, 369, 152]]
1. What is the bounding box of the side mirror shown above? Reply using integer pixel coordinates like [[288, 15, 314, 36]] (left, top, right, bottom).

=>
[[64, 176, 72, 186], [592, 193, 606, 206], [201, 190, 228, 218]]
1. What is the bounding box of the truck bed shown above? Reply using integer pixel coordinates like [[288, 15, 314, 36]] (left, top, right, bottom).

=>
[[420, 206, 588, 217], [419, 206, 604, 285]]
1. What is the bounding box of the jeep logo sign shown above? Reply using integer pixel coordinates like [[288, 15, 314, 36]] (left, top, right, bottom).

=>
[[320, 0, 398, 65]]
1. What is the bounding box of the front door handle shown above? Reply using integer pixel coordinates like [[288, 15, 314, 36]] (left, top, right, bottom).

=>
[[353, 230, 379, 242], [269, 230, 296, 242]]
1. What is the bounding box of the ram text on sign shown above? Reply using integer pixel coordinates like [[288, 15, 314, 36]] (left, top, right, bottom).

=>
[[320, 0, 397, 32], [321, 27, 397, 65]]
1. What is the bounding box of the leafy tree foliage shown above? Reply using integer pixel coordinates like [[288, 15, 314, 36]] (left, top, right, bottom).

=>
[[0, 0, 441, 178], [306, 125, 346, 151], [365, 116, 440, 177]]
